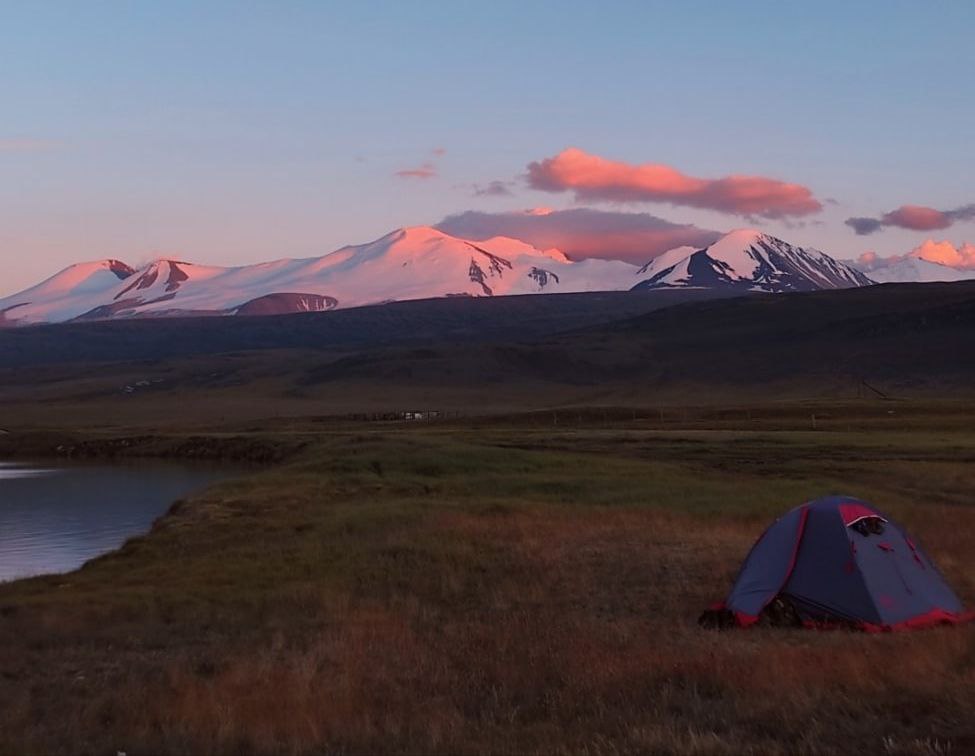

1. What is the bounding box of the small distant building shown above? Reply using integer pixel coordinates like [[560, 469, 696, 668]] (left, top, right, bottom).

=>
[[345, 410, 446, 422], [401, 410, 441, 421]]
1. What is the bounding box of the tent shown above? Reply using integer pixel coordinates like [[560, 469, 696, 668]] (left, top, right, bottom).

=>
[[703, 495, 972, 631]]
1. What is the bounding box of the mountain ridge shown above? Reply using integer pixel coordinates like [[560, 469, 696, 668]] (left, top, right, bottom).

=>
[[634, 229, 874, 292], [1, 226, 880, 327], [847, 255, 974, 284]]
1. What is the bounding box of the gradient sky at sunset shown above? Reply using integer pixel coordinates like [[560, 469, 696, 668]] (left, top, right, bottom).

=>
[[2, 1, 974, 295]]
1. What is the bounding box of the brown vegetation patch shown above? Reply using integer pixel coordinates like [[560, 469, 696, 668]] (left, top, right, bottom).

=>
[[2, 422, 975, 754]]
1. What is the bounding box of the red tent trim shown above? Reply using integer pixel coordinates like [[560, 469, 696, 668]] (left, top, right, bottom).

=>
[[862, 608, 975, 633], [839, 502, 888, 527], [799, 608, 974, 633]]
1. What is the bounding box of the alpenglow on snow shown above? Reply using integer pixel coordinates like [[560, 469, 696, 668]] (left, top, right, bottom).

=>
[[0, 228, 876, 326]]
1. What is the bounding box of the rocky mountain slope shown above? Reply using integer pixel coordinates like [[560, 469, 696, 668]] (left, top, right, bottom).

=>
[[633, 230, 874, 292], [1, 228, 881, 326]]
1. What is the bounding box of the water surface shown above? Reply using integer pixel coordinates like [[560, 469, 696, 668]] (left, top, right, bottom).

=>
[[0, 460, 233, 582]]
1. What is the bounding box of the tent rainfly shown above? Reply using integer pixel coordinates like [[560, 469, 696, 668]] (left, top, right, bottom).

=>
[[702, 496, 972, 632]]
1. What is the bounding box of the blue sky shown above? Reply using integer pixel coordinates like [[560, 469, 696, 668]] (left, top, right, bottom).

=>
[[2, 1, 974, 294]]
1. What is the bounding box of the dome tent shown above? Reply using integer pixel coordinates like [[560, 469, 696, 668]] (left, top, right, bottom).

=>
[[704, 496, 972, 631]]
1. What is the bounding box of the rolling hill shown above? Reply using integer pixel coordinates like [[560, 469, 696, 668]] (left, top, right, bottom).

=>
[[1, 281, 973, 428]]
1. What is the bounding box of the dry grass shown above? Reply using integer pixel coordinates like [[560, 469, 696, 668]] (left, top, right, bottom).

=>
[[2, 415, 975, 754]]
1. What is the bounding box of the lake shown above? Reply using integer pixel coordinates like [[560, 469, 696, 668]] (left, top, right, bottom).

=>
[[0, 460, 234, 582]]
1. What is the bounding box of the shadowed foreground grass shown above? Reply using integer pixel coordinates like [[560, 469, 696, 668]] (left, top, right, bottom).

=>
[[1, 419, 974, 755]]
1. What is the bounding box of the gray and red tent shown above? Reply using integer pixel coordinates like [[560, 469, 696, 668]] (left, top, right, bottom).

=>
[[708, 495, 972, 631]]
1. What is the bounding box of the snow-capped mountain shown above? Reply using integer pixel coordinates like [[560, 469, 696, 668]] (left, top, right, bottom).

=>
[[0, 227, 887, 327], [632, 229, 874, 293], [0, 259, 135, 325], [846, 256, 975, 284], [0, 227, 640, 326]]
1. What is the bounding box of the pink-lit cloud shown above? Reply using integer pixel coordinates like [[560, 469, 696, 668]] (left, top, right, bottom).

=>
[[856, 239, 975, 271], [846, 203, 975, 235], [394, 162, 437, 179], [911, 239, 975, 268], [855, 250, 910, 271], [394, 147, 447, 180], [437, 207, 721, 264], [525, 147, 822, 218], [883, 205, 951, 231]]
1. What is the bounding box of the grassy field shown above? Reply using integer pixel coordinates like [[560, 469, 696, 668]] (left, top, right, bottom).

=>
[[1, 403, 974, 755]]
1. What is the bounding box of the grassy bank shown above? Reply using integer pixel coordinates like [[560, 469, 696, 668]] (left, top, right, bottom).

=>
[[1, 411, 974, 754]]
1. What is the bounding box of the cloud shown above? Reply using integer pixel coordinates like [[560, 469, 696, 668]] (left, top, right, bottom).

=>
[[436, 207, 721, 264], [393, 147, 448, 180], [911, 239, 975, 269], [854, 250, 908, 271], [856, 239, 975, 271], [933, 204, 974, 224], [845, 217, 884, 235], [471, 180, 515, 197], [882, 205, 952, 231], [524, 147, 822, 218], [394, 162, 437, 180], [846, 203, 975, 235]]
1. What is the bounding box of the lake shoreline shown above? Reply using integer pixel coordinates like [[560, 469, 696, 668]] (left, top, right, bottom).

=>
[[0, 429, 305, 465], [0, 457, 239, 584]]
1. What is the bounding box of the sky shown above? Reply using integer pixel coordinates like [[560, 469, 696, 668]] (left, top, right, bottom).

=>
[[2, 0, 974, 296]]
